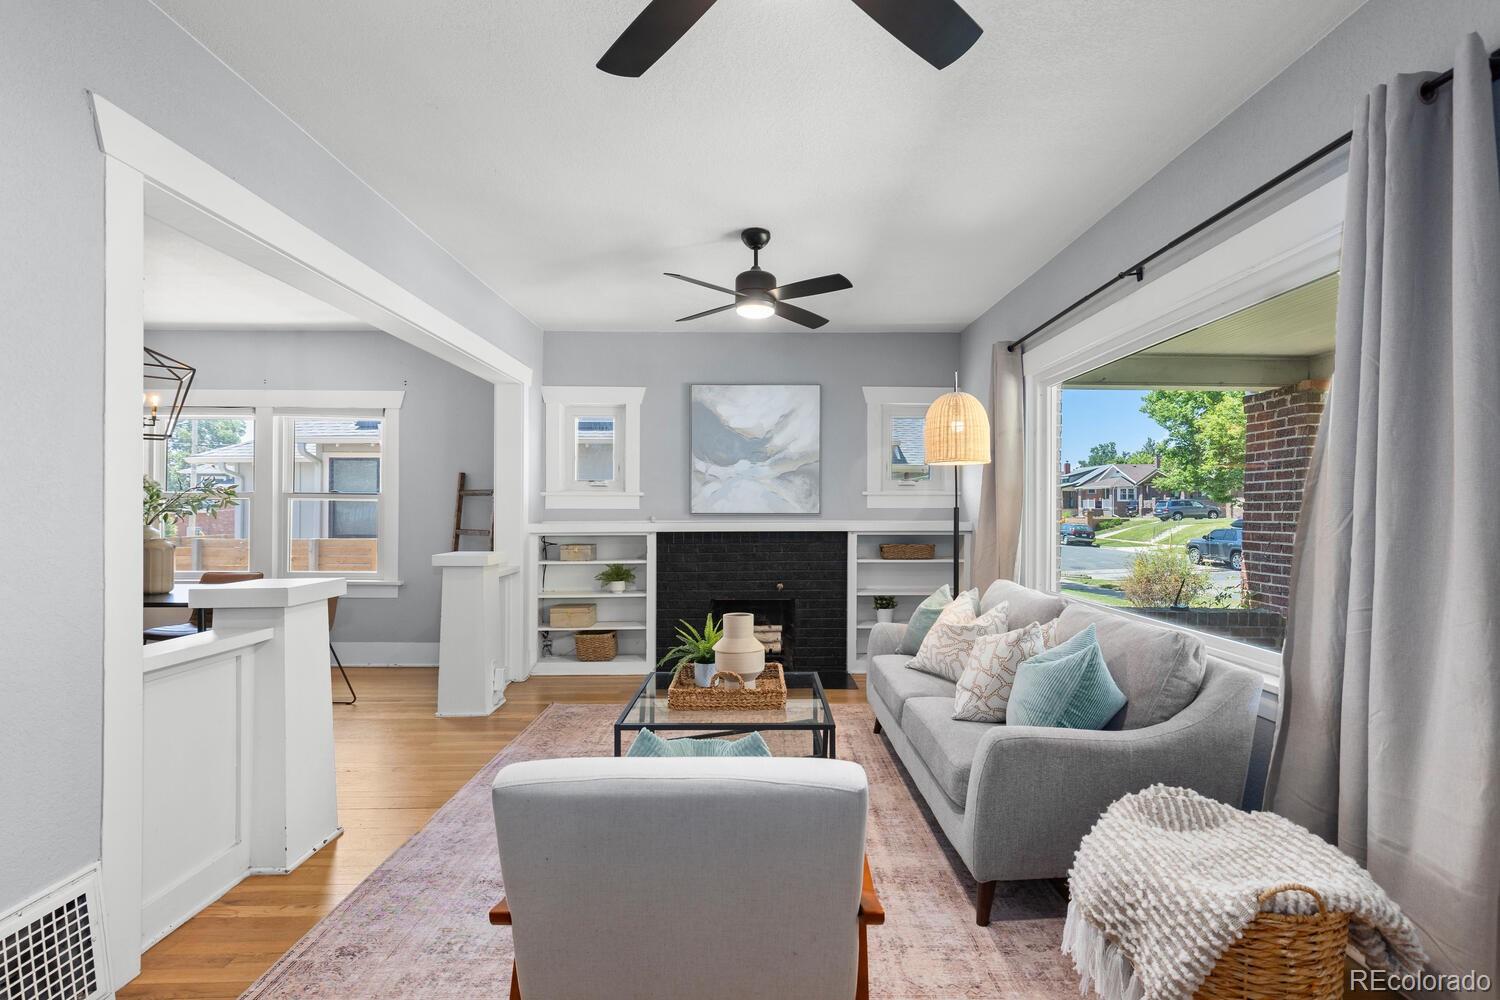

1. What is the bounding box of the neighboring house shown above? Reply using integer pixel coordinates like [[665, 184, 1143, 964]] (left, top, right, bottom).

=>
[[1059, 461, 1163, 515]]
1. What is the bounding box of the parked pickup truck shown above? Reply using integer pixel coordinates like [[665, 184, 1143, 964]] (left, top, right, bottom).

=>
[[1187, 526, 1243, 570], [1156, 498, 1222, 521]]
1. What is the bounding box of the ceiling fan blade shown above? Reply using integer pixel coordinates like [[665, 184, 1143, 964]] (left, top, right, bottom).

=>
[[664, 272, 737, 296], [676, 303, 736, 323], [770, 274, 853, 301], [773, 300, 829, 329], [597, 0, 720, 77], [848, 0, 982, 70]]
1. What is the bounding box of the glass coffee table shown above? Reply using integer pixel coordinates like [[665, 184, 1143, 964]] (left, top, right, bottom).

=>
[[614, 670, 836, 758]]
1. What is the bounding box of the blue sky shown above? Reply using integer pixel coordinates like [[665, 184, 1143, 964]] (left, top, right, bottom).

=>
[[1061, 389, 1167, 466]]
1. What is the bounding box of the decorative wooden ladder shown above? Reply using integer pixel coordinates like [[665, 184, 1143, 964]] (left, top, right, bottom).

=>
[[451, 471, 494, 551]]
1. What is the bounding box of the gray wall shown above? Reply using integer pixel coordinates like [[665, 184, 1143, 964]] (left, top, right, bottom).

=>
[[147, 330, 494, 646], [960, 0, 1500, 402], [0, 0, 541, 916], [541, 330, 960, 521]]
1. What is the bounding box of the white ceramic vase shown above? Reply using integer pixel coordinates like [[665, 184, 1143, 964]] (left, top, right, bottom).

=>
[[143, 526, 176, 595], [693, 660, 717, 687], [605, 580, 627, 593], [712, 612, 766, 687], [876, 608, 895, 624]]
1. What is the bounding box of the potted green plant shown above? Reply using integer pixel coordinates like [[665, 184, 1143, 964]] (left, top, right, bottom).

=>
[[142, 476, 240, 595], [658, 614, 724, 687], [594, 562, 637, 593], [873, 595, 898, 624]]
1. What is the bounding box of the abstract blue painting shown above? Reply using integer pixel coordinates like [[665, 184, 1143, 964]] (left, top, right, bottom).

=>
[[690, 384, 820, 514]]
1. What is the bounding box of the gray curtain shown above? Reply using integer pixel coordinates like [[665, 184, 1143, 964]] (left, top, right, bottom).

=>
[[972, 342, 1024, 592], [1264, 34, 1500, 988]]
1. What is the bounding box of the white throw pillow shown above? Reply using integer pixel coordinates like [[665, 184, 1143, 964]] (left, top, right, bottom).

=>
[[906, 599, 1010, 682], [952, 617, 1061, 722]]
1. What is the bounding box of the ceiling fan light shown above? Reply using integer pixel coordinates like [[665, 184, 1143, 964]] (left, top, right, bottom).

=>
[[735, 294, 775, 320]]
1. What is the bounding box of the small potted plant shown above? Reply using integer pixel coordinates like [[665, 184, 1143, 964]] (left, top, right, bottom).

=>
[[658, 614, 724, 687], [142, 475, 240, 595], [873, 595, 898, 624], [594, 563, 637, 593]]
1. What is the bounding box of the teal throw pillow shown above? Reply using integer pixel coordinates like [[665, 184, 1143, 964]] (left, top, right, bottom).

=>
[[899, 585, 979, 655], [1007, 624, 1126, 730], [625, 728, 772, 758]]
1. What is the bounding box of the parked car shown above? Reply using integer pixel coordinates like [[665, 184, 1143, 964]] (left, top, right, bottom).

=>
[[1187, 526, 1243, 569], [1058, 523, 1096, 546], [1156, 498, 1222, 521]]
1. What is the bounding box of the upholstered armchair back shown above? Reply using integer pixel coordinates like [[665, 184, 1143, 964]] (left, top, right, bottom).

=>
[[492, 757, 869, 1000]]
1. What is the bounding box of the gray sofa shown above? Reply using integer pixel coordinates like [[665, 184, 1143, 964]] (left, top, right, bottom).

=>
[[866, 579, 1261, 924]]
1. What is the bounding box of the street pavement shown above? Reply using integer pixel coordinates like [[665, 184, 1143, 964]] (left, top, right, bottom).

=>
[[1060, 542, 1240, 590]]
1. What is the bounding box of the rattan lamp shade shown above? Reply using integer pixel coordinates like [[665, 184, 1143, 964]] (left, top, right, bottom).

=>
[[924, 390, 991, 466]]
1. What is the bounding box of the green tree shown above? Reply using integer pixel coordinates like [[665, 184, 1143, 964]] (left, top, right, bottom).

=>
[[1138, 391, 1245, 504], [166, 418, 249, 490], [1121, 437, 1161, 465], [1083, 442, 1122, 466]]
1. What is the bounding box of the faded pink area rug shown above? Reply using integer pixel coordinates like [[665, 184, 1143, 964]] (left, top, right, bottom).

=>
[[241, 703, 1077, 999]]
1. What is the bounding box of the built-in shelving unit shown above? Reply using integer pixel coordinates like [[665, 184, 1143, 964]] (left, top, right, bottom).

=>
[[528, 530, 655, 676], [847, 530, 970, 671]]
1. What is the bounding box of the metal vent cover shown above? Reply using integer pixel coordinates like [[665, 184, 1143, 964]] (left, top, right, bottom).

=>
[[1, 874, 104, 1000]]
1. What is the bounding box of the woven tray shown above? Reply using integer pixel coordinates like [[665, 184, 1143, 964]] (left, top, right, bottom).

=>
[[880, 543, 936, 560], [1195, 884, 1348, 1000], [667, 663, 787, 711]]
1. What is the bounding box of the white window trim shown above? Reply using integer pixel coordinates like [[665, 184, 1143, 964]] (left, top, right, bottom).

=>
[[861, 387, 954, 509], [170, 389, 404, 597], [541, 386, 644, 509], [1017, 174, 1348, 685]]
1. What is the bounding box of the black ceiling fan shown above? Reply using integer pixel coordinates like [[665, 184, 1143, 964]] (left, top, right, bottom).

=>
[[667, 228, 852, 330], [598, 0, 982, 77]]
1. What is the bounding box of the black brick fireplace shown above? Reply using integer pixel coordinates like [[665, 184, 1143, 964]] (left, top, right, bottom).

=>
[[655, 532, 852, 687]]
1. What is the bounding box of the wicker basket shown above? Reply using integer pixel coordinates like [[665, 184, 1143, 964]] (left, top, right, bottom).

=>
[[574, 630, 617, 662], [666, 663, 787, 711], [880, 543, 936, 560], [1195, 884, 1349, 1000]]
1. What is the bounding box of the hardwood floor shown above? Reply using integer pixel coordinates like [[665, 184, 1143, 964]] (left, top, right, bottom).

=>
[[120, 667, 869, 999], [121, 668, 1378, 999]]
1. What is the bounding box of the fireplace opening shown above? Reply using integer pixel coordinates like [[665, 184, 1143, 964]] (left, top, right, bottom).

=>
[[711, 598, 795, 673]]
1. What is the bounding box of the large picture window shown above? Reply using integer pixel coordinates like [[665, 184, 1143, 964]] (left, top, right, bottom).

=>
[[1053, 274, 1336, 655]]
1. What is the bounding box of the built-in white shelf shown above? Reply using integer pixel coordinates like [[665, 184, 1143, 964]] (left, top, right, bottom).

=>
[[855, 588, 940, 597], [539, 590, 648, 599], [855, 558, 963, 565], [536, 621, 648, 632], [848, 528, 972, 676], [538, 559, 647, 566]]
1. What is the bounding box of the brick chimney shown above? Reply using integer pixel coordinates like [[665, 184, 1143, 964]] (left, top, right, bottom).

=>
[[1063, 461, 1071, 475]]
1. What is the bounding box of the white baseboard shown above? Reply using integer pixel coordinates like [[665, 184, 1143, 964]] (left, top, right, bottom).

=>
[[331, 641, 438, 666]]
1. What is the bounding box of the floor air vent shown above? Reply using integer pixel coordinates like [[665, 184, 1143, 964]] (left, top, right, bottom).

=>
[[1, 869, 106, 1000]]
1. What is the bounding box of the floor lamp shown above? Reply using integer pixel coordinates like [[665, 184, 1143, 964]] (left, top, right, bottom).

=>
[[925, 373, 992, 597]]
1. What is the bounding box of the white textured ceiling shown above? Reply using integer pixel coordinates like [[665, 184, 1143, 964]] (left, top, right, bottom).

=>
[[151, 0, 1366, 333], [145, 216, 372, 330]]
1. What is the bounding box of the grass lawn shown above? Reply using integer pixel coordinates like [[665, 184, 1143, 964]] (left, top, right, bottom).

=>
[[1097, 516, 1233, 548], [1060, 583, 1134, 607]]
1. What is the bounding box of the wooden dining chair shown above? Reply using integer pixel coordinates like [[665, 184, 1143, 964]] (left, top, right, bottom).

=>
[[329, 596, 356, 705], [142, 571, 263, 642]]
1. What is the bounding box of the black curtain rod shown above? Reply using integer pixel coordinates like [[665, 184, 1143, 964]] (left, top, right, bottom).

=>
[[1008, 48, 1500, 354]]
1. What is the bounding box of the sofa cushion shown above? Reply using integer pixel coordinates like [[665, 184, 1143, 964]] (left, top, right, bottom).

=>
[[908, 599, 1010, 682], [625, 728, 772, 757], [900, 697, 993, 808], [1053, 603, 1205, 729], [981, 579, 1068, 626], [900, 586, 979, 655], [952, 619, 1057, 722], [869, 654, 956, 722], [1006, 624, 1127, 730]]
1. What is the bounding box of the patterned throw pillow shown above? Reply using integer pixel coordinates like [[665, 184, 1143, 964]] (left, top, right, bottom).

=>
[[1007, 624, 1127, 730], [899, 585, 979, 655], [952, 618, 1060, 722], [907, 599, 1010, 682], [625, 728, 771, 758]]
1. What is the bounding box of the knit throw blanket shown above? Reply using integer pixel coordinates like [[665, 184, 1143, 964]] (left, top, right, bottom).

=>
[[1062, 785, 1426, 1000]]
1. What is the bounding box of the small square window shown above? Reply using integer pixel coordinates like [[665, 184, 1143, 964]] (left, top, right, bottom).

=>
[[574, 415, 616, 484]]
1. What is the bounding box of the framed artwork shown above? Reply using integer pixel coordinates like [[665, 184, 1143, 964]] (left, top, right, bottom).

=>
[[690, 384, 820, 514]]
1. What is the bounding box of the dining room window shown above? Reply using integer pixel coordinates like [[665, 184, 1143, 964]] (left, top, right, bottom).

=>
[[157, 411, 254, 573], [282, 416, 386, 575]]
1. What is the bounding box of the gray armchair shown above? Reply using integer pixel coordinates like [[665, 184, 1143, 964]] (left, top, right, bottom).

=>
[[865, 581, 1261, 924]]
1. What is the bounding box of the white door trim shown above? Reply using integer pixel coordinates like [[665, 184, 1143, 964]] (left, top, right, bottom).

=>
[[91, 93, 532, 991]]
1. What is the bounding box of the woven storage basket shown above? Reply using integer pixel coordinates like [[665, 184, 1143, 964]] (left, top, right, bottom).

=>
[[1194, 884, 1348, 1000], [667, 663, 787, 711], [880, 543, 936, 560], [573, 630, 617, 662]]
